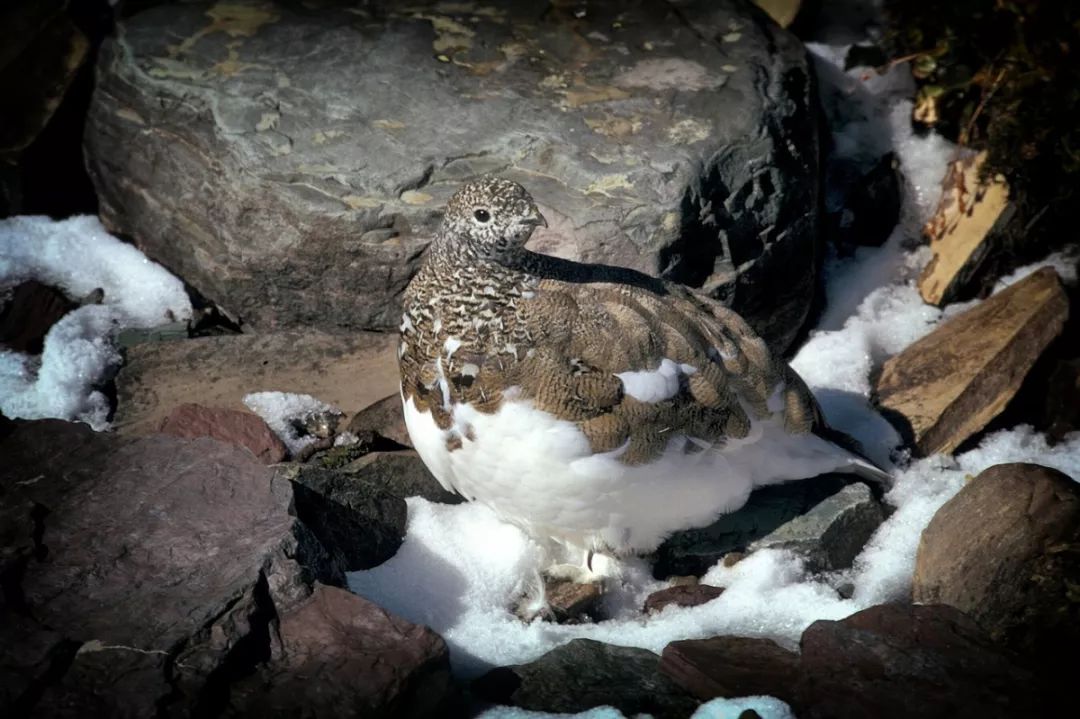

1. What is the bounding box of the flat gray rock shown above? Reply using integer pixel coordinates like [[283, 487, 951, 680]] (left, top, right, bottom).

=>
[[85, 0, 819, 351]]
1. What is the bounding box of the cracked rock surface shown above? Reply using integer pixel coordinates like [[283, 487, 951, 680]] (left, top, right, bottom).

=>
[[85, 0, 819, 351], [0, 419, 454, 717]]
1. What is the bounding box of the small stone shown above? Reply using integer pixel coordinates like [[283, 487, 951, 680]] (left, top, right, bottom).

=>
[[913, 463, 1080, 681], [644, 584, 725, 613], [722, 552, 745, 567], [876, 267, 1068, 456], [544, 578, 604, 624], [660, 636, 799, 704], [158, 403, 288, 464], [473, 638, 698, 719]]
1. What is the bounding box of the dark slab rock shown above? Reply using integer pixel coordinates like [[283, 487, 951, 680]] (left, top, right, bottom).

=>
[[229, 583, 457, 719], [748, 481, 885, 572], [283, 465, 407, 573], [653, 474, 856, 578], [660, 636, 799, 704], [347, 393, 413, 449], [1045, 358, 1080, 442], [913, 463, 1080, 682], [826, 152, 902, 249], [644, 584, 725, 613], [159, 403, 289, 464], [474, 638, 698, 719], [339, 450, 463, 505], [0, 419, 343, 716], [795, 604, 1046, 719], [0, 281, 76, 354], [85, 0, 820, 352]]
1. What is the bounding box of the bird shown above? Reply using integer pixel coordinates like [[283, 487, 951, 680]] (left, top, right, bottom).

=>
[[398, 175, 889, 591]]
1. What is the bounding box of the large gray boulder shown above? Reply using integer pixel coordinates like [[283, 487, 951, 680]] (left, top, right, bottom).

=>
[[85, 0, 819, 351]]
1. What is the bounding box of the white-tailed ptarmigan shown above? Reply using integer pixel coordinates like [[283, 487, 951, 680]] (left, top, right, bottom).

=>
[[399, 175, 889, 583]]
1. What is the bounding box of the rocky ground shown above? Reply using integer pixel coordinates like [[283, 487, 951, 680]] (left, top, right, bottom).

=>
[[2, 0, 1078, 717]]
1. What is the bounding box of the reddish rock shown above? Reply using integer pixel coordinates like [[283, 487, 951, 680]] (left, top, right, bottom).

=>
[[644, 584, 725, 613], [158, 403, 288, 463], [0, 280, 75, 353], [796, 604, 1045, 719], [660, 636, 798, 704], [545, 578, 604, 624], [230, 583, 456, 719], [0, 419, 343, 716], [913, 463, 1080, 674]]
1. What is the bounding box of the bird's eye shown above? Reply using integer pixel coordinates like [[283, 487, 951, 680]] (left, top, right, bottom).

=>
[[474, 209, 491, 223]]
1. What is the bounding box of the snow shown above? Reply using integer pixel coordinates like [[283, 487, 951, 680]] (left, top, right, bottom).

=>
[[347, 33, 1080, 695], [475, 696, 796, 719], [242, 391, 343, 455], [0, 215, 192, 429]]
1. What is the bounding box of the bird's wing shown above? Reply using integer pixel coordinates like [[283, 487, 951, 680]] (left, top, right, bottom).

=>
[[502, 279, 825, 467]]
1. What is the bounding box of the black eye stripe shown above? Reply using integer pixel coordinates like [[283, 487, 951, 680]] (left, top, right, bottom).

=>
[[474, 209, 491, 222]]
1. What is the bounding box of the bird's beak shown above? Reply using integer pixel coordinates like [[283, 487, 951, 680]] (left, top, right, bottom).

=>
[[523, 209, 548, 228]]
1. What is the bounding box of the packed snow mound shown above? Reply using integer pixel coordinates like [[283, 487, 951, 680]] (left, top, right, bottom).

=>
[[0, 215, 192, 429]]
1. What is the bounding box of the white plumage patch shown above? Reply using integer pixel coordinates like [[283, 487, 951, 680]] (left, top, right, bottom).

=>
[[401, 389, 867, 556], [616, 358, 698, 403]]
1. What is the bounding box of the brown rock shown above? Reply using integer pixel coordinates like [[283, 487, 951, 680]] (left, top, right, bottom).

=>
[[796, 604, 1044, 719], [230, 583, 456, 719], [158, 403, 288, 463], [347, 393, 412, 448], [545, 578, 604, 624], [875, 267, 1068, 455], [644, 584, 725, 613], [114, 330, 398, 435], [919, 152, 1014, 306], [913, 463, 1080, 674], [661, 636, 798, 704], [0, 419, 343, 716], [0, 3, 89, 155], [0, 280, 75, 353]]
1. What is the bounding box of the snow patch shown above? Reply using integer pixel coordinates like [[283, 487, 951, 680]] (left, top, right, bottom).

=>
[[0, 215, 192, 429], [242, 391, 341, 455]]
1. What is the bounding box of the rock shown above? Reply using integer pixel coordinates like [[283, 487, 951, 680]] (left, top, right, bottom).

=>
[[1045, 358, 1080, 442], [338, 450, 463, 505], [653, 474, 855, 578], [114, 330, 398, 435], [473, 638, 698, 719], [796, 604, 1045, 719], [229, 583, 457, 719], [644, 584, 725, 613], [347, 393, 413, 449], [913, 463, 1080, 676], [0, 280, 75, 354], [660, 636, 799, 704], [0, 419, 343, 716], [543, 578, 604, 624], [827, 152, 902, 249], [85, 0, 820, 352], [875, 267, 1069, 456], [0, 1, 89, 156], [919, 152, 1014, 306], [158, 403, 288, 464], [285, 465, 408, 573], [748, 482, 884, 572]]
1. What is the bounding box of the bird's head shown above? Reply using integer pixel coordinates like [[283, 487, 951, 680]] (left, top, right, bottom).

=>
[[440, 175, 547, 263]]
